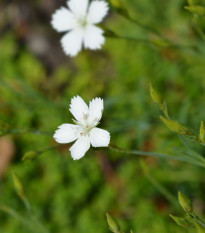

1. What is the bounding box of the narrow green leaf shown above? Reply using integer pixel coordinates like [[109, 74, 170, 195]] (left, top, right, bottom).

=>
[[12, 172, 25, 199], [149, 84, 163, 105], [169, 214, 191, 227], [185, 5, 205, 16]]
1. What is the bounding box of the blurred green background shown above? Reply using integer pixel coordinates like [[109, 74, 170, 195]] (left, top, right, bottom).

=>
[[1, 0, 205, 232]]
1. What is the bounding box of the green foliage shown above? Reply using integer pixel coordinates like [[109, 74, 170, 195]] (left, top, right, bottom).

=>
[[170, 192, 205, 232], [185, 5, 205, 17], [1, 0, 205, 233]]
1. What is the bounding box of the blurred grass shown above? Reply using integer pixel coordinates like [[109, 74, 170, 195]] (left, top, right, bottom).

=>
[[1, 0, 205, 232]]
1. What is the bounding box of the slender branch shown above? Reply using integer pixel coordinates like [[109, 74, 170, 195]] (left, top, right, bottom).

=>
[[0, 129, 52, 137], [140, 160, 178, 208], [108, 144, 205, 168], [112, 5, 164, 38], [0, 205, 37, 233], [104, 26, 199, 54]]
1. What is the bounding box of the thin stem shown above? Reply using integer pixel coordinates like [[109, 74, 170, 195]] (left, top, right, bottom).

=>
[[140, 160, 178, 208], [125, 14, 164, 38], [178, 136, 205, 166], [192, 15, 205, 41], [29, 213, 50, 233], [105, 31, 198, 53], [111, 35, 153, 43], [0, 205, 37, 233], [108, 144, 205, 168], [190, 152, 205, 164], [190, 213, 205, 228], [37, 145, 63, 154], [25, 201, 50, 233], [113, 6, 163, 38], [196, 217, 205, 228], [113, 6, 201, 53], [17, 190, 50, 233], [0, 204, 49, 233], [22, 145, 64, 161], [0, 129, 52, 137]]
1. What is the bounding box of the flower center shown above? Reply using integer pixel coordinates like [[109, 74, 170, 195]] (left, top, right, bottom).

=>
[[77, 17, 88, 29], [84, 124, 93, 133], [73, 114, 100, 137]]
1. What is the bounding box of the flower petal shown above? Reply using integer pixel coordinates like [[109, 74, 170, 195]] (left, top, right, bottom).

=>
[[53, 124, 79, 143], [69, 136, 90, 160], [88, 0, 109, 24], [69, 96, 89, 123], [90, 127, 110, 147], [83, 25, 105, 50], [61, 30, 83, 56], [88, 97, 103, 125], [67, 0, 89, 17], [51, 7, 75, 32]]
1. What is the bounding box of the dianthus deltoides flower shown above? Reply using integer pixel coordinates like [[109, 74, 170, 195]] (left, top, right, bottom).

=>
[[53, 96, 110, 160], [51, 0, 109, 56]]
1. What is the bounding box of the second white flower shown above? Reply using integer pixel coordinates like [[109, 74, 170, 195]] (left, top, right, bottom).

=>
[[51, 0, 109, 56]]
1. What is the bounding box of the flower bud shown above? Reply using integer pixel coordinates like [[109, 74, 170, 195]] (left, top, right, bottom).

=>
[[22, 151, 38, 161], [149, 84, 162, 105], [106, 213, 121, 233], [187, 0, 194, 6], [109, 0, 122, 8], [12, 172, 25, 199], [178, 191, 192, 212], [200, 121, 205, 142], [160, 116, 192, 135]]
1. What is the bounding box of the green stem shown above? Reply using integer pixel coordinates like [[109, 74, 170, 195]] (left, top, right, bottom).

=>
[[37, 145, 63, 154], [112, 5, 163, 38], [105, 29, 198, 53], [196, 218, 205, 228], [140, 160, 178, 207], [108, 144, 205, 168], [109, 35, 153, 44], [29, 212, 50, 233], [124, 13, 163, 38], [112, 4, 201, 53], [21, 198, 49, 233], [0, 204, 50, 233], [0, 129, 52, 137], [190, 213, 205, 228], [193, 15, 205, 41], [0, 205, 38, 233]]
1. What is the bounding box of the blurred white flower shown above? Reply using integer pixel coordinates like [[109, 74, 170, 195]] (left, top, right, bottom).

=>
[[51, 0, 109, 56], [53, 96, 110, 160]]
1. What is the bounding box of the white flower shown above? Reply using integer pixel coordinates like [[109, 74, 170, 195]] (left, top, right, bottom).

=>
[[53, 96, 110, 160], [51, 0, 109, 57]]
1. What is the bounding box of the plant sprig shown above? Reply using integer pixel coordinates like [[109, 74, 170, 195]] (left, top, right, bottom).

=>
[[170, 192, 205, 233], [150, 84, 205, 146]]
